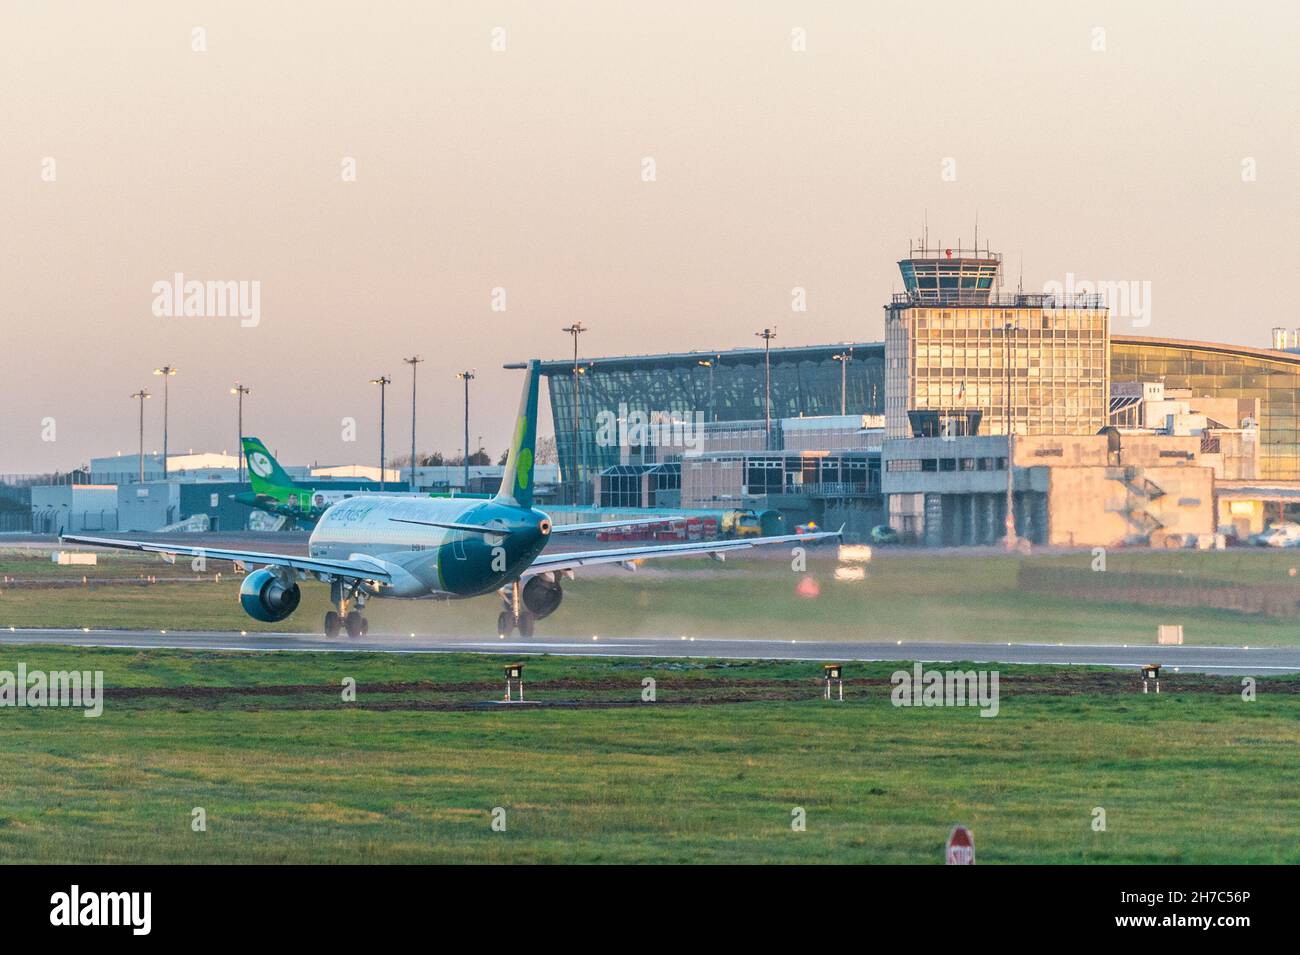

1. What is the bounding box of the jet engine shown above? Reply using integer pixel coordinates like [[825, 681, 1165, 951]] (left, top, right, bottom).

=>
[[239, 567, 302, 622], [521, 574, 563, 619]]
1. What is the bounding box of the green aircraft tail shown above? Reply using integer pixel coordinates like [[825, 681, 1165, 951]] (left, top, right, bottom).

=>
[[495, 360, 539, 509], [242, 436, 297, 497]]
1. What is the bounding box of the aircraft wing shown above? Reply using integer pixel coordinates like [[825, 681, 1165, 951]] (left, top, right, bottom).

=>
[[59, 533, 392, 582], [548, 516, 685, 534], [523, 528, 841, 575]]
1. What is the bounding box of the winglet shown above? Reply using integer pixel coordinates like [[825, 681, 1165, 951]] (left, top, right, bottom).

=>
[[496, 360, 540, 508]]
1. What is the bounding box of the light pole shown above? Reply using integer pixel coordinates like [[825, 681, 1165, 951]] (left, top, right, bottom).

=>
[[456, 370, 475, 494], [697, 358, 718, 423], [755, 328, 777, 449], [1001, 322, 1020, 548], [403, 355, 423, 490], [370, 375, 392, 491], [129, 390, 151, 483], [561, 322, 587, 503], [832, 350, 854, 416], [230, 382, 250, 484], [152, 366, 177, 478]]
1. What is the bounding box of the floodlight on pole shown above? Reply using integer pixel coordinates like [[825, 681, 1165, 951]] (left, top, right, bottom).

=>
[[152, 366, 177, 478], [697, 358, 718, 423], [129, 389, 151, 483], [230, 383, 250, 484], [370, 375, 392, 491], [755, 328, 777, 449], [456, 370, 476, 493], [403, 356, 423, 489], [561, 322, 588, 503], [832, 350, 854, 416]]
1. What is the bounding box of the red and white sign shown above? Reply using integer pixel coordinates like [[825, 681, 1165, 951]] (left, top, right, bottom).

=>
[[945, 825, 975, 865]]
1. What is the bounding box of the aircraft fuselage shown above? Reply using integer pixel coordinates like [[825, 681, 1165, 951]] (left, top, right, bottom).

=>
[[307, 495, 551, 598]]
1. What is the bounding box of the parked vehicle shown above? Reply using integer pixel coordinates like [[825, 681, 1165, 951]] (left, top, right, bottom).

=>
[[720, 509, 762, 539], [1254, 523, 1300, 547], [870, 524, 900, 544]]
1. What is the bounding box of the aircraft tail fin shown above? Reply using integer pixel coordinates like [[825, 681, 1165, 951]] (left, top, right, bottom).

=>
[[242, 437, 296, 493], [495, 361, 540, 508]]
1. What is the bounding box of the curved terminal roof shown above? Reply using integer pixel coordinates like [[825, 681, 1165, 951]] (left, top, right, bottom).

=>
[[522, 334, 1300, 373]]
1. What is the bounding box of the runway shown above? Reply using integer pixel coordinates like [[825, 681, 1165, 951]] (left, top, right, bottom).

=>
[[2, 628, 1298, 675]]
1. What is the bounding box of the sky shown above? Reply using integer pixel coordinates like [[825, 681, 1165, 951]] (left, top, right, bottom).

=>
[[2, 0, 1297, 473]]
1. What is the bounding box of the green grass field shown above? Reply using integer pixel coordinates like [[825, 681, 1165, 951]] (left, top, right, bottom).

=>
[[4, 545, 1300, 645], [0, 646, 1297, 863]]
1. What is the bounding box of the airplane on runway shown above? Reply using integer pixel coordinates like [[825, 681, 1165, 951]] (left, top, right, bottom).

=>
[[63, 361, 841, 638]]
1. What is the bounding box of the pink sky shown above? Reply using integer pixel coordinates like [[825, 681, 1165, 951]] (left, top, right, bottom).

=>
[[2, 1, 1297, 472]]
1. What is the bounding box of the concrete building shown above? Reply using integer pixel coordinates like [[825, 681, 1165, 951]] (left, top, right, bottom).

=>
[[882, 432, 1217, 547], [29, 485, 119, 534]]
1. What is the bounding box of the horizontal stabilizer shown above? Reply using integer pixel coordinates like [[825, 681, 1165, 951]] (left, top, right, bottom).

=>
[[549, 516, 686, 534], [389, 518, 511, 536]]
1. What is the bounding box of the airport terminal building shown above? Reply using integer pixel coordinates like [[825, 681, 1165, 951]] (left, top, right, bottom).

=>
[[534, 246, 1300, 545]]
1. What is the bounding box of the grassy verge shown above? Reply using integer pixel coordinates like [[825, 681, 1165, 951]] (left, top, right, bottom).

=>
[[0, 646, 1296, 863]]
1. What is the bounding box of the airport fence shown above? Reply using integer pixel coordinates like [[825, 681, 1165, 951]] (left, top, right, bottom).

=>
[[0, 512, 33, 533], [28, 510, 118, 535], [0, 472, 92, 487]]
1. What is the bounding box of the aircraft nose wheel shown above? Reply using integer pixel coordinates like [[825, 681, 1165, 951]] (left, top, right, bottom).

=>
[[324, 611, 341, 638]]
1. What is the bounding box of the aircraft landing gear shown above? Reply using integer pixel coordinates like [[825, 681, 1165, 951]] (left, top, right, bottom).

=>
[[496, 609, 535, 637], [327, 580, 368, 638], [497, 579, 536, 637]]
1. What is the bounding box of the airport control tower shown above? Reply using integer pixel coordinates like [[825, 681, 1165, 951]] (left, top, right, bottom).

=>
[[884, 240, 1109, 439], [896, 240, 1002, 304]]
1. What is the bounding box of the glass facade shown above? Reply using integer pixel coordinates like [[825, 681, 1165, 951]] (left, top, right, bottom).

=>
[[598, 463, 681, 509], [885, 304, 1110, 438], [543, 345, 883, 503], [1111, 339, 1300, 480], [681, 451, 880, 508]]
